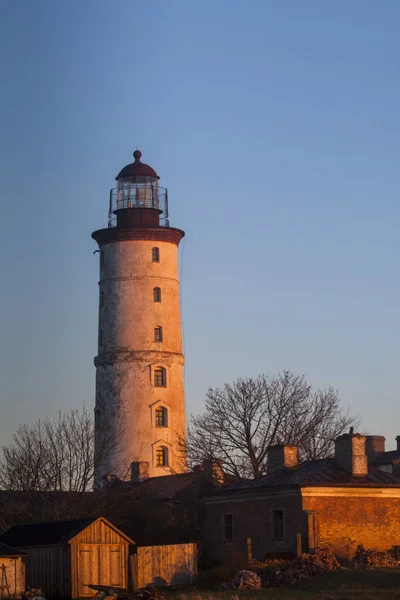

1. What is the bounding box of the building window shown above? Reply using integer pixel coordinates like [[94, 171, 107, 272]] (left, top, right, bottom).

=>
[[100, 291, 104, 308], [273, 509, 284, 541], [94, 408, 102, 431], [223, 514, 234, 541], [154, 326, 163, 342], [154, 367, 166, 387], [155, 406, 168, 427], [152, 247, 160, 262], [156, 446, 169, 467], [99, 330, 103, 346], [153, 287, 161, 302]]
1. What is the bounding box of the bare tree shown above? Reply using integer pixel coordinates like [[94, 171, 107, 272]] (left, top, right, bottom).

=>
[[185, 371, 359, 478], [0, 407, 122, 492]]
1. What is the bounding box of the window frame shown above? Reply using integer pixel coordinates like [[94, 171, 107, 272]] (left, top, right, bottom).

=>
[[154, 326, 163, 342], [155, 406, 168, 427], [153, 287, 162, 302], [272, 509, 284, 542], [223, 513, 234, 542], [152, 247, 160, 262], [156, 445, 169, 467], [154, 367, 167, 387]]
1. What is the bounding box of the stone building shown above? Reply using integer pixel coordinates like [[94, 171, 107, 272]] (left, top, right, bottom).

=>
[[203, 433, 400, 564], [92, 151, 186, 487]]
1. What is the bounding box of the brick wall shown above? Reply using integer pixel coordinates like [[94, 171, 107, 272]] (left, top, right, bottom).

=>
[[302, 494, 400, 555], [203, 492, 307, 565], [204, 487, 400, 565]]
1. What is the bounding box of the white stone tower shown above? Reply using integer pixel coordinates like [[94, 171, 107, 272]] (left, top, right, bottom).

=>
[[92, 150, 186, 487]]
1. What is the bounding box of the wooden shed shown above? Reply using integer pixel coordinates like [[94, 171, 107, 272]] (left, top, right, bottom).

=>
[[0, 517, 133, 599], [0, 543, 27, 598]]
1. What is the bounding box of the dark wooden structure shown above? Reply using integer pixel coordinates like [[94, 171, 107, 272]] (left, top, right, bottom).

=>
[[0, 517, 133, 598]]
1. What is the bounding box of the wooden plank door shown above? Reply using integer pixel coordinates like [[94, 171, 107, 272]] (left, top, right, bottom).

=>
[[79, 545, 122, 596], [79, 545, 100, 597], [107, 546, 122, 587]]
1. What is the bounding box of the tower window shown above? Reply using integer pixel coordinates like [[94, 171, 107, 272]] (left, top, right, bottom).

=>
[[94, 408, 102, 431], [100, 291, 104, 308], [152, 247, 160, 262], [154, 326, 163, 342], [155, 406, 168, 427], [156, 446, 169, 467], [99, 330, 103, 346], [153, 287, 161, 302], [154, 367, 166, 387]]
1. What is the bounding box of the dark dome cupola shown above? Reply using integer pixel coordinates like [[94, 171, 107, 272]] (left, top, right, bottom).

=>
[[116, 150, 160, 182]]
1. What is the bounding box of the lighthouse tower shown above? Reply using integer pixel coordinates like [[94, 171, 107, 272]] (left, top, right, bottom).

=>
[[92, 150, 186, 487]]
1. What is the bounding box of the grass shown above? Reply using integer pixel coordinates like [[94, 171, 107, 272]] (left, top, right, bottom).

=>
[[168, 568, 400, 599]]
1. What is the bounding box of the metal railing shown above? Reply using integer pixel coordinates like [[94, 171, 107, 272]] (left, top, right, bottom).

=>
[[108, 185, 169, 227]]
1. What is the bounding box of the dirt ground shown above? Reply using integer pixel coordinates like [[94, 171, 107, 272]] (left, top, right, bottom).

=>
[[169, 567, 400, 599]]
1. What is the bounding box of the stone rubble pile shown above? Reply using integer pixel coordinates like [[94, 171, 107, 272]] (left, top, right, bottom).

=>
[[23, 588, 46, 600], [351, 545, 400, 569], [136, 589, 165, 600], [91, 585, 123, 600], [265, 547, 340, 587], [91, 585, 165, 600], [231, 569, 262, 589]]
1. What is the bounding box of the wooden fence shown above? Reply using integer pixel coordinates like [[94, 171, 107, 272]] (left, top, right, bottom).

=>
[[135, 543, 197, 588]]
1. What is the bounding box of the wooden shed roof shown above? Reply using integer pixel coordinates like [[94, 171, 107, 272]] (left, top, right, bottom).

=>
[[0, 542, 27, 557], [0, 517, 133, 547]]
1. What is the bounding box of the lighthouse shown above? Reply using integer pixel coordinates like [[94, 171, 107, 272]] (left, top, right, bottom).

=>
[[92, 150, 186, 487]]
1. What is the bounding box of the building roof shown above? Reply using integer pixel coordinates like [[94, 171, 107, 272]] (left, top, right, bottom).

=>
[[118, 468, 243, 502], [0, 543, 27, 557], [128, 472, 202, 500], [373, 450, 400, 465], [0, 517, 98, 547], [116, 150, 159, 180], [215, 458, 400, 496]]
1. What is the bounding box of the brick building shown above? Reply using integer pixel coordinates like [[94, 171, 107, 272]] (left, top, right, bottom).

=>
[[203, 433, 400, 564]]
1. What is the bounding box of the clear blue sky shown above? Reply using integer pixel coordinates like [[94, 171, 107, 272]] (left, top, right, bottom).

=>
[[0, 1, 399, 449]]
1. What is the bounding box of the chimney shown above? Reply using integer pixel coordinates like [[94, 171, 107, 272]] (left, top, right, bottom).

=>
[[365, 435, 385, 463], [396, 436, 400, 452], [202, 459, 224, 485], [334, 434, 368, 476], [131, 461, 149, 483], [267, 445, 299, 474], [102, 474, 118, 486]]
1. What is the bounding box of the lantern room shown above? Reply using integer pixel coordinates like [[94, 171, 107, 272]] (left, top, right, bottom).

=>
[[108, 150, 169, 228]]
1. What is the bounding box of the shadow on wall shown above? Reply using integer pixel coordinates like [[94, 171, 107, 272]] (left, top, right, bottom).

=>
[[151, 576, 167, 587], [143, 566, 194, 588]]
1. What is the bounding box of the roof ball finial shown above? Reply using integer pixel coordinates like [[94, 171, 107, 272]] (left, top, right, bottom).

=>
[[133, 149, 142, 162]]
